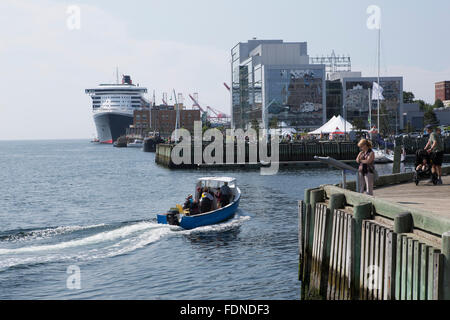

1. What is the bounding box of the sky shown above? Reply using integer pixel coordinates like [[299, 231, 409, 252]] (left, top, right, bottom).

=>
[[0, 0, 449, 140]]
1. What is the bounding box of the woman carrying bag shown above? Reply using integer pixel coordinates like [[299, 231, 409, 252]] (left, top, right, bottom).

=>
[[356, 139, 376, 196]]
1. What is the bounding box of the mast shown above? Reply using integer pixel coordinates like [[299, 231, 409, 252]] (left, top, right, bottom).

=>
[[173, 89, 180, 142], [116, 66, 119, 84], [368, 88, 372, 130], [377, 27, 381, 134]]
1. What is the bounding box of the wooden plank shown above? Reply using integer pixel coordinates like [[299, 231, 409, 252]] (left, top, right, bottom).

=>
[[406, 239, 414, 300], [373, 225, 380, 300], [311, 205, 320, 290], [302, 204, 312, 298], [368, 223, 376, 300], [384, 231, 396, 300], [313, 206, 322, 290], [327, 209, 338, 300], [318, 205, 328, 293], [432, 251, 442, 300], [298, 201, 304, 281], [412, 240, 420, 300], [340, 212, 349, 300], [331, 211, 342, 300], [345, 215, 354, 300], [420, 244, 429, 300], [314, 205, 324, 290], [407, 238, 414, 300], [427, 248, 436, 300], [395, 234, 403, 300], [362, 221, 371, 300], [378, 227, 386, 300], [335, 211, 344, 299], [401, 236, 408, 300], [359, 220, 366, 299]]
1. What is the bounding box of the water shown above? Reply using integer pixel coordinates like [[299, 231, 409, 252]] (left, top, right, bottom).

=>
[[0, 140, 407, 300]]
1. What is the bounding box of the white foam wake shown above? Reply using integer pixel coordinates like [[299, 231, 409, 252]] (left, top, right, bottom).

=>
[[0, 222, 173, 270], [1, 224, 106, 243], [179, 215, 251, 235], [0, 222, 160, 255]]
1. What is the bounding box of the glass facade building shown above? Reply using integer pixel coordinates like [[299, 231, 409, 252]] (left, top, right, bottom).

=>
[[231, 40, 325, 130], [265, 66, 325, 128], [343, 77, 403, 133]]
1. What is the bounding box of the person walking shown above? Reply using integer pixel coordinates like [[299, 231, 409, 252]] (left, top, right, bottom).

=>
[[356, 139, 376, 196], [424, 126, 444, 184]]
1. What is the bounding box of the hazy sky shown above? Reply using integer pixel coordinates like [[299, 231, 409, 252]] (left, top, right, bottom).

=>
[[0, 0, 449, 140]]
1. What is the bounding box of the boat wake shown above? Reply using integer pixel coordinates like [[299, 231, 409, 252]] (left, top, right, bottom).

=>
[[0, 214, 250, 271]]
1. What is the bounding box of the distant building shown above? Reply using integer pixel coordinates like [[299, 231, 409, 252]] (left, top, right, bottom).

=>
[[131, 104, 200, 138], [402, 103, 424, 131], [231, 39, 326, 130], [435, 81, 450, 107], [402, 103, 450, 130]]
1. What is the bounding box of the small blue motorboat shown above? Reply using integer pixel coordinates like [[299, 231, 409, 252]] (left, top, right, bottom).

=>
[[157, 177, 241, 230]]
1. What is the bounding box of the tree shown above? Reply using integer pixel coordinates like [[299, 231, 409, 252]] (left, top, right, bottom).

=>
[[403, 91, 415, 104], [434, 99, 445, 109], [352, 118, 366, 132], [424, 108, 440, 127]]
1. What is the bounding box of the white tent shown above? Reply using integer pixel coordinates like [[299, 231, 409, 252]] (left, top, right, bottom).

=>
[[269, 122, 297, 137], [308, 115, 354, 135]]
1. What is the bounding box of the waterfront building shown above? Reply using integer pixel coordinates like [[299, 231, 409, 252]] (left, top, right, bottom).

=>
[[324, 72, 404, 133], [435, 81, 450, 107], [231, 39, 326, 130], [131, 104, 200, 138]]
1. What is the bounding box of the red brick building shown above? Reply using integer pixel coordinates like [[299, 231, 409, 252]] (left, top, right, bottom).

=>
[[132, 105, 200, 137], [435, 81, 450, 103]]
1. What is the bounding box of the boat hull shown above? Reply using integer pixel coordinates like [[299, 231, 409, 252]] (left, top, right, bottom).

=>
[[93, 112, 134, 143], [157, 188, 241, 230]]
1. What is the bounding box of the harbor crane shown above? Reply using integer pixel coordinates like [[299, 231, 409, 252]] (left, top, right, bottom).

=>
[[189, 93, 230, 125]]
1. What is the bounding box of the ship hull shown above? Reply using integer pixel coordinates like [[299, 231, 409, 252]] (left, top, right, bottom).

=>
[[93, 112, 134, 144]]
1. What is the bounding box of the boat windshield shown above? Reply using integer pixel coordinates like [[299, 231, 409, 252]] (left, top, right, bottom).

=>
[[197, 177, 236, 189]]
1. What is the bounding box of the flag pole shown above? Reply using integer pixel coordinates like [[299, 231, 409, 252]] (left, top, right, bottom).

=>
[[377, 26, 381, 135]]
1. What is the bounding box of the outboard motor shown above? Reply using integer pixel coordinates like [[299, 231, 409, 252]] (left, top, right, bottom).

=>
[[166, 209, 180, 226]]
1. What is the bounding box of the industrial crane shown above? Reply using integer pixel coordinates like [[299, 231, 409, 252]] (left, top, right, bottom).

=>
[[188, 93, 230, 125]]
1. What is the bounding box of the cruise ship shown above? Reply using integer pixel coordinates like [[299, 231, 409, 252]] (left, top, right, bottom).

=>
[[85, 75, 149, 144]]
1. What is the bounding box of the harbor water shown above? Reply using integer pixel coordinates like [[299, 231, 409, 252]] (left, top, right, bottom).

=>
[[0, 140, 410, 299]]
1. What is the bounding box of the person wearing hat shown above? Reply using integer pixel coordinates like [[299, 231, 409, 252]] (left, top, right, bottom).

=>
[[424, 125, 444, 184]]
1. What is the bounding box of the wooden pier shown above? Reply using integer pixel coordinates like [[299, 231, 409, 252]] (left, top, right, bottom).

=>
[[155, 141, 360, 169], [299, 167, 450, 300]]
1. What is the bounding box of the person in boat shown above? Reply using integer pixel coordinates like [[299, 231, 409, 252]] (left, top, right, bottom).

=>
[[189, 199, 200, 216], [356, 139, 375, 196], [200, 187, 214, 213], [214, 189, 222, 208], [183, 194, 194, 210], [219, 182, 232, 207]]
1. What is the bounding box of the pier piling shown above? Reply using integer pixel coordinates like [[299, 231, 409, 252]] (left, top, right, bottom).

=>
[[299, 169, 450, 300]]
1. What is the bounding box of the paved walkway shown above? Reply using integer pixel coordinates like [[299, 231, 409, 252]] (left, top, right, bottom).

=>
[[374, 175, 450, 220]]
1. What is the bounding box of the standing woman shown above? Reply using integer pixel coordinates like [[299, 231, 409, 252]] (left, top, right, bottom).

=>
[[356, 139, 376, 195]]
